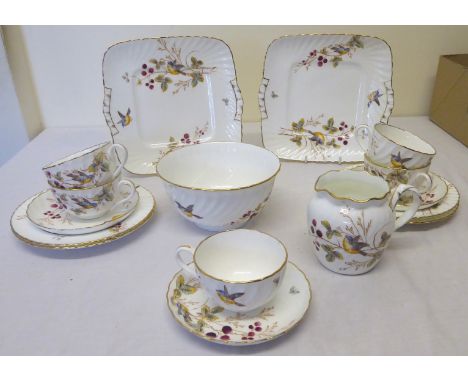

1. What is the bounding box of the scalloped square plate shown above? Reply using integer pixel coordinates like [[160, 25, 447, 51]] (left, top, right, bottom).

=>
[[103, 37, 243, 175], [259, 34, 393, 163]]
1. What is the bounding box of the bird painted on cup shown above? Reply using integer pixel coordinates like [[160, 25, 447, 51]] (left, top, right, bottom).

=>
[[216, 285, 245, 307], [117, 108, 132, 128], [342, 234, 369, 255], [367, 90, 383, 107], [175, 202, 202, 219], [167, 60, 185, 75], [390, 152, 412, 169], [71, 197, 98, 209], [66, 170, 94, 185]]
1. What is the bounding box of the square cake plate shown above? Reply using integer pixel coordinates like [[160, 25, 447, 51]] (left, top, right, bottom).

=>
[[259, 34, 393, 163], [103, 37, 243, 175]]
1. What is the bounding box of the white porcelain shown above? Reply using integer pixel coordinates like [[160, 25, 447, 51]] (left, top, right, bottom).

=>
[[167, 261, 311, 346], [351, 164, 449, 211], [307, 170, 420, 275], [102, 37, 243, 175], [356, 123, 436, 169], [43, 141, 127, 189], [259, 34, 393, 163], [175, 229, 288, 313], [157, 142, 280, 231], [26, 188, 139, 235], [396, 176, 459, 224], [10, 186, 155, 250], [51, 177, 136, 220], [364, 154, 432, 194]]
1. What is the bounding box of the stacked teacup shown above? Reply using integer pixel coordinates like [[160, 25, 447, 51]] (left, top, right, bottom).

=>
[[356, 123, 436, 204], [42, 141, 136, 224]]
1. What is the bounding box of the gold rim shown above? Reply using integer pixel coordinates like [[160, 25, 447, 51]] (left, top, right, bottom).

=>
[[102, 36, 244, 176], [374, 123, 436, 156], [408, 201, 459, 225], [10, 188, 155, 250], [193, 229, 288, 284], [315, 169, 390, 203], [165, 261, 312, 346], [258, 33, 395, 161], [42, 141, 109, 170], [157, 142, 281, 192], [26, 189, 139, 233], [364, 153, 431, 171]]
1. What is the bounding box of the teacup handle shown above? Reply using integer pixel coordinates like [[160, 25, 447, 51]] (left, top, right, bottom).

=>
[[176, 245, 197, 277], [390, 184, 421, 230], [409, 172, 432, 194], [109, 179, 136, 215], [107, 143, 128, 178], [355, 124, 370, 151]]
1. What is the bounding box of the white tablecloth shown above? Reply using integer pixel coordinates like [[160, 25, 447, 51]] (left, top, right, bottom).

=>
[[1, 117, 467, 355]]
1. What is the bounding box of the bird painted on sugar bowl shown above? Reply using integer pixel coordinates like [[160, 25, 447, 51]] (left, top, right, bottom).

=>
[[390, 152, 412, 169], [117, 108, 132, 128]]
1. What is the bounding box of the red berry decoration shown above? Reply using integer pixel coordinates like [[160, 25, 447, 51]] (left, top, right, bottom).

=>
[[184, 133, 189, 138], [248, 325, 254, 329], [312, 219, 317, 226], [148, 68, 154, 73], [323, 59, 328, 63], [311, 227, 315, 234], [343, 140, 348, 145], [318, 62, 323, 67], [248, 331, 255, 337], [255, 327, 262, 332], [149, 85, 154, 90], [254, 322, 261, 327], [317, 230, 323, 238], [141, 71, 147, 76], [51, 204, 58, 208], [318, 56, 323, 61], [206, 332, 216, 338], [242, 337, 248, 340], [142, 64, 147, 69], [220, 335, 230, 340], [338, 137, 343, 141], [222, 326, 232, 334]]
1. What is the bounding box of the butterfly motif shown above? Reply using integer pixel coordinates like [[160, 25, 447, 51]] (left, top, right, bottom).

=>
[[216, 285, 245, 307], [289, 286, 300, 294], [122, 72, 130, 83], [222, 98, 229, 106], [271, 91, 278, 98]]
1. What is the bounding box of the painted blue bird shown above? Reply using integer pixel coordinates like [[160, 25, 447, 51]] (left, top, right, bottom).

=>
[[368, 90, 383, 107], [391, 152, 412, 169], [71, 197, 98, 210], [342, 234, 369, 255], [167, 60, 185, 75], [117, 108, 132, 128], [331, 44, 351, 56], [175, 202, 202, 219], [216, 285, 245, 307], [66, 170, 94, 185]]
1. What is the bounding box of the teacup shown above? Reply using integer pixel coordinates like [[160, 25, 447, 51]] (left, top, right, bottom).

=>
[[43, 142, 128, 189], [176, 229, 288, 313], [356, 123, 436, 170], [364, 154, 432, 194], [51, 177, 136, 220]]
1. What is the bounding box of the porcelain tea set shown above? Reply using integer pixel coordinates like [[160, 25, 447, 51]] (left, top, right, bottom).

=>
[[10, 34, 460, 346]]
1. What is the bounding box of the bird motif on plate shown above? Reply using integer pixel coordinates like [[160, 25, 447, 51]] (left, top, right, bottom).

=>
[[167, 61, 185, 75], [117, 108, 132, 128], [367, 90, 383, 107]]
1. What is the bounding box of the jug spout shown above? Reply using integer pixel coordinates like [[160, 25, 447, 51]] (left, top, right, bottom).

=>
[[315, 169, 390, 203]]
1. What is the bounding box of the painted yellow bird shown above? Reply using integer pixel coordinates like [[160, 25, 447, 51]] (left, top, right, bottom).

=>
[[390, 152, 411, 169], [310, 131, 326, 145], [117, 108, 132, 128], [175, 202, 202, 219], [216, 285, 245, 307], [342, 234, 369, 255], [167, 61, 185, 75]]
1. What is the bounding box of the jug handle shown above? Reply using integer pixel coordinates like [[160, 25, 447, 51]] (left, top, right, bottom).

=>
[[355, 124, 370, 151], [390, 184, 421, 230]]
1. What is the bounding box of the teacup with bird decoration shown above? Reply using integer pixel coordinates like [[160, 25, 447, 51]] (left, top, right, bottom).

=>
[[364, 153, 432, 194], [43, 142, 128, 190], [307, 169, 420, 275], [51, 177, 136, 220], [355, 123, 436, 170], [175, 229, 288, 313]]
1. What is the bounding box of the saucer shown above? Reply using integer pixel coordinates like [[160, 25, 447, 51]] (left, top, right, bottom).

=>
[[26, 189, 139, 235], [10, 185, 155, 249], [167, 262, 311, 346], [395, 172, 448, 212], [396, 176, 459, 225]]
